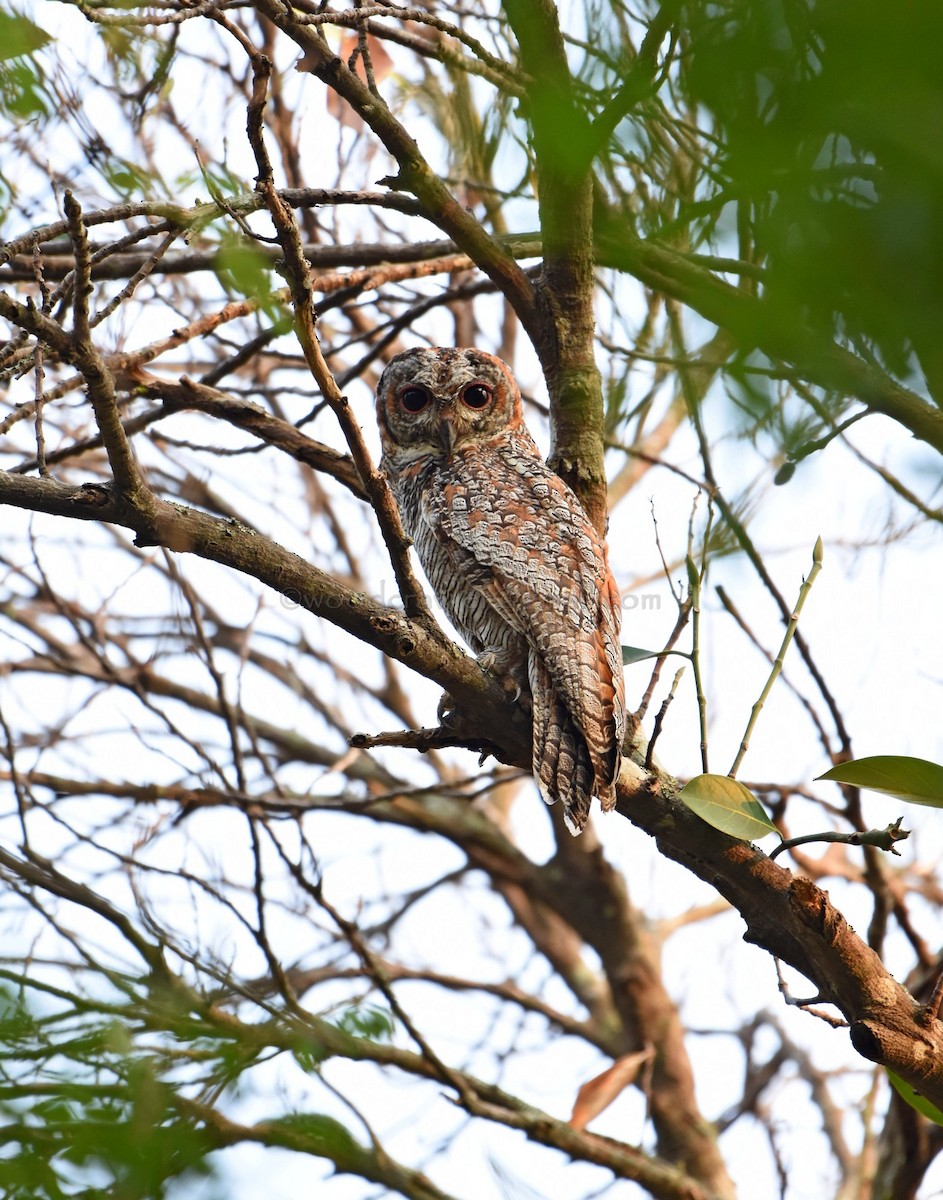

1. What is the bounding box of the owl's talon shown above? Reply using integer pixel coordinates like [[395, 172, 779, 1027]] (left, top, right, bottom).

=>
[[492, 670, 522, 705], [475, 648, 528, 708]]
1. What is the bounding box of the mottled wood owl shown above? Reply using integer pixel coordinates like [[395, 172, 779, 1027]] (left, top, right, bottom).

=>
[[376, 346, 625, 834]]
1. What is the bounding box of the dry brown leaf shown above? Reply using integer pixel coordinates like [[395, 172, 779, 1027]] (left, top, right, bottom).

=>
[[326, 35, 394, 130], [568, 1048, 654, 1131]]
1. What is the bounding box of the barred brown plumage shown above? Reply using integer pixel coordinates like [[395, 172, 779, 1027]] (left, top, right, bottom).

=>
[[376, 346, 625, 834]]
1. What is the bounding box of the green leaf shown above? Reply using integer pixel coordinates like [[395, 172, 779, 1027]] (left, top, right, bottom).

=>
[[817, 756, 943, 807], [268, 1112, 361, 1159], [99, 158, 155, 200], [0, 59, 49, 120], [217, 238, 273, 299], [0, 11, 52, 61], [887, 1070, 943, 1127], [215, 233, 287, 324], [678, 773, 780, 841], [292, 1042, 329, 1073], [335, 1003, 395, 1041], [621, 644, 663, 666]]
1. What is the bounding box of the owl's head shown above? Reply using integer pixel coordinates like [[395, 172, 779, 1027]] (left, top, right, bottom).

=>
[[376, 346, 522, 465]]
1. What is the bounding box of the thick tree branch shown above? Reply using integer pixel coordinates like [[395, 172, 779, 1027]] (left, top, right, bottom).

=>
[[502, 0, 608, 530], [0, 469, 532, 763], [618, 762, 943, 1110], [135, 374, 368, 499], [176, 1097, 461, 1200], [61, 194, 158, 521], [0, 191, 423, 265]]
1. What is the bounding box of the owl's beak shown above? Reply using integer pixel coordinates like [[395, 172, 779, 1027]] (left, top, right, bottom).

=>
[[438, 417, 458, 455]]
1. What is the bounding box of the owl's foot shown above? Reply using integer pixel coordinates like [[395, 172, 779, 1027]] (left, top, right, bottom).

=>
[[476, 650, 531, 712], [505, 675, 532, 712]]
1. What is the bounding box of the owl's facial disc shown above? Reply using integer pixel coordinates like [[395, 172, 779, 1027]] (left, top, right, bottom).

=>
[[376, 347, 517, 465]]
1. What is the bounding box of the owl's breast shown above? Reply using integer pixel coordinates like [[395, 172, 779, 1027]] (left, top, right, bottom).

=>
[[384, 454, 438, 540], [385, 456, 524, 660]]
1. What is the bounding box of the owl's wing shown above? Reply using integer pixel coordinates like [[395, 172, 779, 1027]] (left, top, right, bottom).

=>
[[427, 438, 625, 818]]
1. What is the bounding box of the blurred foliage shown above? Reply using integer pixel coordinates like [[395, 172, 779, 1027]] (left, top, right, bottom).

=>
[[682, 0, 943, 386], [334, 1003, 395, 1042], [0, 984, 218, 1199], [215, 232, 289, 326], [0, 8, 51, 61], [0, 976, 401, 1199], [0, 8, 52, 129]]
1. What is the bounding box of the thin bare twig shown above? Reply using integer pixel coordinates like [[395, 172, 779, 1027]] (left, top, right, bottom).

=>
[[245, 52, 436, 625], [63, 192, 154, 512]]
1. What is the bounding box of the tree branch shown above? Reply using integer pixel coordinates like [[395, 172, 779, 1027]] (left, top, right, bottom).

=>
[[596, 219, 943, 455], [251, 0, 541, 343], [0, 469, 532, 762], [502, 0, 608, 529], [618, 763, 943, 1109]]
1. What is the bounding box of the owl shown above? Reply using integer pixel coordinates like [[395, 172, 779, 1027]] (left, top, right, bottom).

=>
[[376, 346, 625, 834]]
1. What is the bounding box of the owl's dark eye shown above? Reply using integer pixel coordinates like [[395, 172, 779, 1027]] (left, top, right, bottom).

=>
[[462, 383, 492, 409], [399, 386, 432, 413]]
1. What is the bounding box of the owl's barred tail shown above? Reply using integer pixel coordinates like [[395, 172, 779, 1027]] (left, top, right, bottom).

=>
[[529, 656, 620, 835]]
